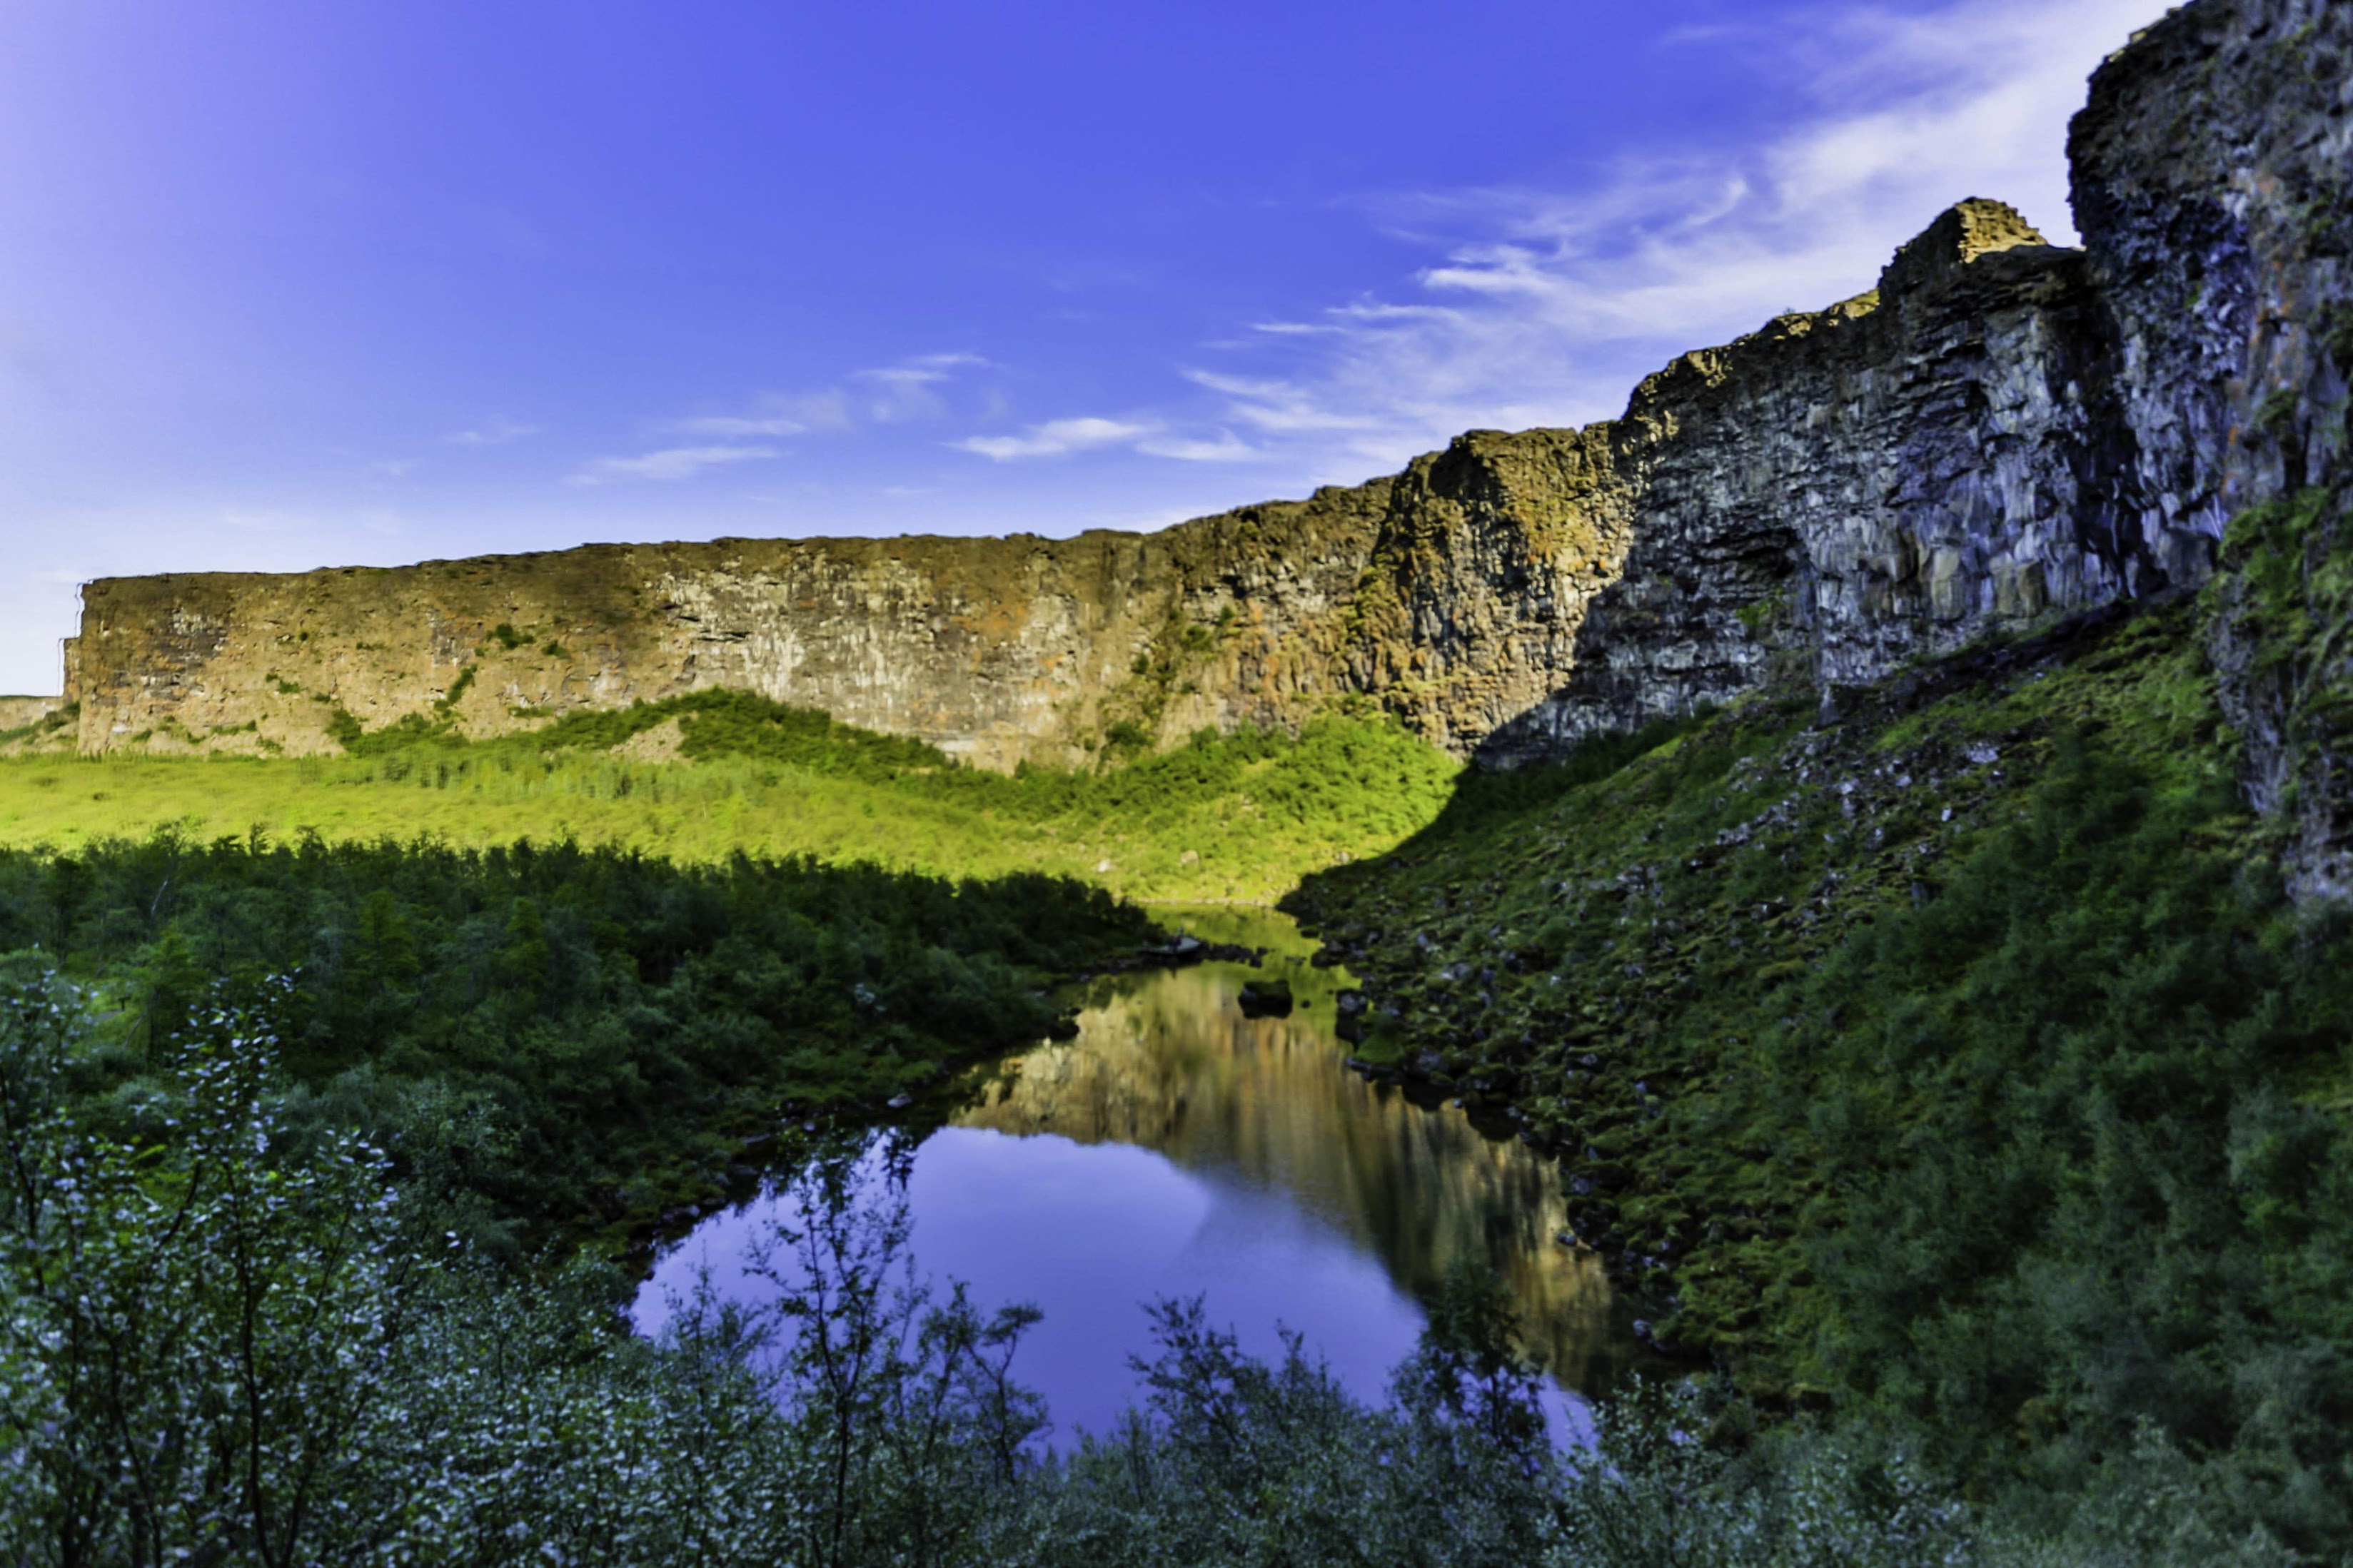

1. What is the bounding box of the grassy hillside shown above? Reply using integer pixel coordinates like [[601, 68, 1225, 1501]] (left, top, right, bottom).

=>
[[1286, 598, 2353, 1549], [0, 695, 1461, 903]]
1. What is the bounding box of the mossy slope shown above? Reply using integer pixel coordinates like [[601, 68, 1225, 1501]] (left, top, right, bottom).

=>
[[1287, 600, 2353, 1537]]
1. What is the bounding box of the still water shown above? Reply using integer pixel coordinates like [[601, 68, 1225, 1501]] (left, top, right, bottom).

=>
[[633, 907, 1643, 1440]]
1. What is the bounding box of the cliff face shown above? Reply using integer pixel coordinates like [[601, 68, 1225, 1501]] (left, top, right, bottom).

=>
[[66, 511, 1376, 772], [0, 698, 63, 734], [1488, 0, 2353, 889], [59, 0, 2353, 881], [1476, 201, 2158, 764], [66, 434, 1620, 770], [2072, 0, 2353, 896]]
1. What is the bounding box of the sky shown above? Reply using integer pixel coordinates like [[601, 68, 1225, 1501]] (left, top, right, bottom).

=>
[[0, 0, 2176, 695]]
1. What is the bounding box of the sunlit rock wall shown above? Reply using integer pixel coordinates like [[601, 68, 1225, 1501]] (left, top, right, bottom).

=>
[[0, 697, 62, 731], [64, 433, 1621, 769]]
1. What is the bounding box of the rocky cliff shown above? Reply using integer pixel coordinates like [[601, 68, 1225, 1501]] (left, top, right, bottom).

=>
[[1494, 0, 2352, 868], [1475, 199, 2154, 764], [0, 698, 61, 732], [57, 0, 2353, 875], [64, 431, 1623, 770], [2074, 0, 2353, 896]]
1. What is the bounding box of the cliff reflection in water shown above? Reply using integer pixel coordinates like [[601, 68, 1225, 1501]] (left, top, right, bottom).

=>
[[956, 944, 1636, 1395]]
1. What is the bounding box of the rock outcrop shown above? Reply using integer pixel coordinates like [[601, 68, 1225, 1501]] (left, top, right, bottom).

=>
[[0, 697, 63, 733], [1496, 0, 2352, 865], [51, 0, 2353, 883]]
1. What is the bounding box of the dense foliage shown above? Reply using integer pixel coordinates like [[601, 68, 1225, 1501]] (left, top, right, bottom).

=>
[[0, 991, 2286, 1565], [0, 699, 1461, 902], [0, 832, 1147, 1249], [1289, 602, 2353, 1557]]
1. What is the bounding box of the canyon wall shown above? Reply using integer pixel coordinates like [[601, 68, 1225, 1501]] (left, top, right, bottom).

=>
[[1492, 0, 2353, 874], [56, 0, 2353, 878], [63, 431, 1623, 769], [49, 201, 2112, 775]]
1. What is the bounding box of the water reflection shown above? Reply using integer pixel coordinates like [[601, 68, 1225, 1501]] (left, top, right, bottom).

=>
[[635, 908, 1641, 1439], [960, 939, 1633, 1395]]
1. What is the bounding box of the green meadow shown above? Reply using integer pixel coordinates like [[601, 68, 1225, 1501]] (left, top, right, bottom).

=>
[[0, 692, 1462, 903]]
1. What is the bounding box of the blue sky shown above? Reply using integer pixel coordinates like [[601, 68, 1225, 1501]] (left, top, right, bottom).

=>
[[0, 0, 2171, 694]]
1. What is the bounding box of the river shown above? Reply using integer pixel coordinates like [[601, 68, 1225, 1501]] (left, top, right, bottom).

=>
[[632, 906, 1645, 1442]]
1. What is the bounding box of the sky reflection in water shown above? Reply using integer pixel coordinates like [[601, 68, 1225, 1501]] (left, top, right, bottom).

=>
[[634, 909, 1638, 1442]]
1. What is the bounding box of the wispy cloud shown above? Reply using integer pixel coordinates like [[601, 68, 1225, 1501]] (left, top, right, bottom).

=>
[[955, 417, 1154, 462], [1186, 372, 1385, 435], [954, 409, 1269, 464], [854, 353, 993, 423], [363, 457, 420, 479], [881, 351, 990, 378], [1176, 0, 2168, 477], [665, 353, 992, 442], [668, 390, 852, 438], [568, 444, 779, 485], [445, 416, 542, 447], [1136, 430, 1261, 463], [671, 413, 809, 438]]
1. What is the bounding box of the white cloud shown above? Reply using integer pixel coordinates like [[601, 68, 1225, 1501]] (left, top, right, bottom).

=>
[[364, 457, 419, 478], [855, 353, 993, 423], [671, 413, 807, 437], [665, 354, 992, 440], [1136, 431, 1262, 463], [782, 390, 857, 432], [1186, 371, 1386, 435], [445, 416, 541, 447], [568, 444, 779, 485], [952, 414, 1264, 464], [1181, 0, 2171, 477], [955, 417, 1157, 461], [860, 351, 990, 384]]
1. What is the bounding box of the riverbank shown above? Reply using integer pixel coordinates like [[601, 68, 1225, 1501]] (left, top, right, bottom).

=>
[[0, 835, 1158, 1257]]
